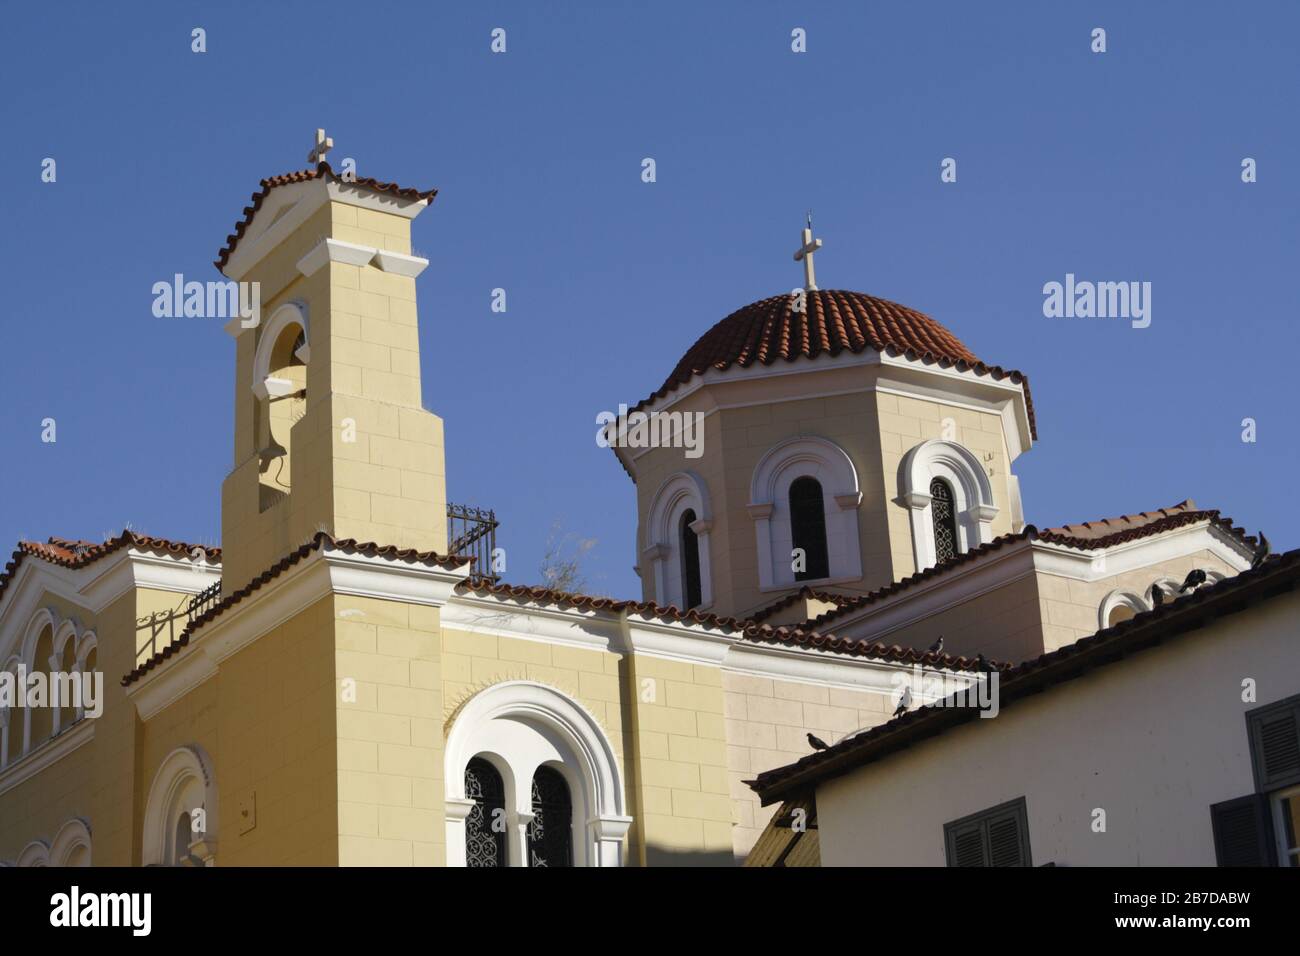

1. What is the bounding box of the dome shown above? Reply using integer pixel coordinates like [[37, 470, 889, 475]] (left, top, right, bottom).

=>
[[638, 289, 1036, 437]]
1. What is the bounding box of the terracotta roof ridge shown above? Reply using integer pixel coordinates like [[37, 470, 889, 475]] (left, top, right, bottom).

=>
[[453, 578, 994, 671], [748, 586, 856, 624], [121, 533, 470, 687], [804, 505, 1256, 632], [214, 161, 438, 270], [1, 530, 223, 613]]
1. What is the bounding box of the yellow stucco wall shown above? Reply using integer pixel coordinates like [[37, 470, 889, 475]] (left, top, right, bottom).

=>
[[723, 671, 893, 859], [221, 199, 446, 590]]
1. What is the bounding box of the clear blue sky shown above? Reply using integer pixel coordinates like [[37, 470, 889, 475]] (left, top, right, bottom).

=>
[[1, 1, 1295, 598]]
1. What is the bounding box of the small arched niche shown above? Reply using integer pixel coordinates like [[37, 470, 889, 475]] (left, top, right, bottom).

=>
[[251, 302, 310, 510]]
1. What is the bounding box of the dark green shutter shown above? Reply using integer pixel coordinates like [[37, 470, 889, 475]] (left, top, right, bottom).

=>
[[944, 797, 1031, 867], [1211, 794, 1276, 867], [1248, 700, 1300, 792]]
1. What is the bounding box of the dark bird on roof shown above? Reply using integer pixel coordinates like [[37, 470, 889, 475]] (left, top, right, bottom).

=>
[[1179, 569, 1207, 593], [893, 686, 913, 718], [975, 653, 992, 673], [807, 733, 830, 751], [1252, 531, 1271, 570], [1151, 585, 1166, 608], [927, 635, 944, 654]]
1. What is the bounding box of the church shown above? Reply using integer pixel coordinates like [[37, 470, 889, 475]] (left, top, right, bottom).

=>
[[0, 135, 1272, 867]]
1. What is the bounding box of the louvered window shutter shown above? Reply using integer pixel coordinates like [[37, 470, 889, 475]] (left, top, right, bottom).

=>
[[1248, 700, 1300, 792], [1211, 794, 1276, 867], [945, 798, 1031, 867], [987, 810, 1029, 866], [947, 821, 987, 867]]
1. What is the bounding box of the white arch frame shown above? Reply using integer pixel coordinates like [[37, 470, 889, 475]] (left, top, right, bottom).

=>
[[74, 631, 99, 722], [142, 745, 218, 867], [0, 654, 22, 768], [19, 607, 58, 673], [899, 439, 999, 571], [50, 817, 92, 867], [748, 436, 863, 591], [643, 471, 714, 610], [1099, 589, 1148, 630], [16, 608, 60, 755], [17, 839, 50, 867], [444, 681, 631, 867], [251, 301, 309, 400]]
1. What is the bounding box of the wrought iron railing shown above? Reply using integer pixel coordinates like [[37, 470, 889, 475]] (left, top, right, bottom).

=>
[[447, 504, 500, 582], [187, 579, 223, 621]]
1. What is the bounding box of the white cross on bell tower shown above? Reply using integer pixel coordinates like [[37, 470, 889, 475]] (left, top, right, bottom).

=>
[[793, 213, 823, 291], [308, 128, 334, 166]]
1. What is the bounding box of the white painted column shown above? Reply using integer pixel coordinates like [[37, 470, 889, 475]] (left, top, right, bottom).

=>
[[590, 815, 633, 867], [444, 798, 475, 867]]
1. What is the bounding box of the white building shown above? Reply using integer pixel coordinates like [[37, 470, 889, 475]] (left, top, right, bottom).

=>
[[747, 551, 1300, 867]]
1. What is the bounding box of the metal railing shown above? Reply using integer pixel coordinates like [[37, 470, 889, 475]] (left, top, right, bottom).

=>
[[447, 503, 500, 582]]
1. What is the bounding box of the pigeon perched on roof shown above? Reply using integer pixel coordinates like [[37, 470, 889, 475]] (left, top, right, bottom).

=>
[[975, 653, 991, 672], [807, 733, 830, 751], [1252, 532, 1271, 570], [1179, 569, 1207, 593], [927, 635, 944, 654], [1151, 584, 1166, 608], [893, 686, 913, 718]]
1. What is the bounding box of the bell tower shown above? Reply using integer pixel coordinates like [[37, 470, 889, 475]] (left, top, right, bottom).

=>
[[216, 132, 447, 588]]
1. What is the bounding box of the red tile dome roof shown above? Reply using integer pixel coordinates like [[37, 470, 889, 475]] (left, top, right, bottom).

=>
[[639, 289, 1037, 437]]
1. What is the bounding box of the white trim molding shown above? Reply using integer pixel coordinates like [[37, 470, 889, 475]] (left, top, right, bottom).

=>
[[899, 438, 999, 571], [50, 817, 92, 867], [749, 436, 863, 591], [444, 680, 631, 867], [142, 745, 218, 867], [1099, 589, 1148, 630], [643, 471, 714, 610], [297, 238, 430, 279], [17, 840, 50, 867]]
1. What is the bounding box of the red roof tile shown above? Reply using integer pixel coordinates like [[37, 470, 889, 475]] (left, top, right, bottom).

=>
[[0, 532, 221, 609], [454, 578, 1000, 671], [803, 502, 1257, 632], [748, 548, 1299, 805], [634, 289, 1038, 438], [121, 533, 470, 686], [214, 161, 438, 271], [748, 586, 856, 624]]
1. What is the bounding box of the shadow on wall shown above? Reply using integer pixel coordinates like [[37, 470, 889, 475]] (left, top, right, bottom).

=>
[[643, 845, 737, 867]]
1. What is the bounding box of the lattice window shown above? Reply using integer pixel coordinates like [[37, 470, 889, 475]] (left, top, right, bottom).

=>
[[930, 478, 959, 564], [527, 766, 573, 867], [679, 509, 702, 610], [465, 757, 507, 868], [789, 477, 830, 581]]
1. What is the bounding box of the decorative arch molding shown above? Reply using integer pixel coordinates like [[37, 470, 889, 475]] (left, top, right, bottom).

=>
[[0, 656, 18, 767], [251, 301, 310, 400], [142, 745, 218, 867], [51, 618, 79, 662], [1099, 589, 1148, 630], [74, 630, 98, 670], [899, 439, 999, 571], [50, 817, 92, 867], [643, 471, 714, 610], [748, 436, 863, 591], [17, 839, 50, 867], [444, 680, 631, 867], [19, 607, 58, 672]]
